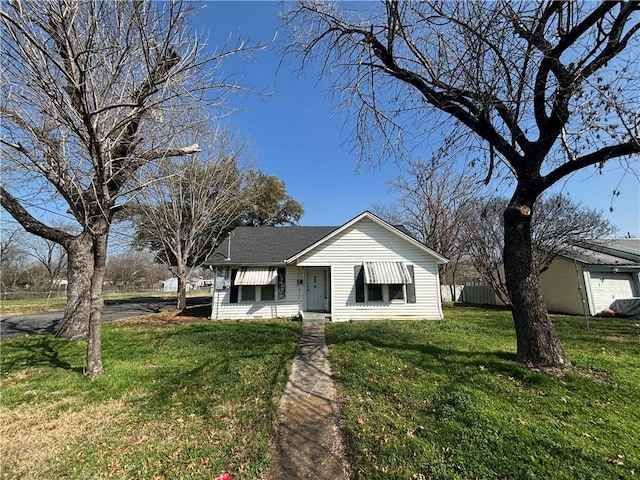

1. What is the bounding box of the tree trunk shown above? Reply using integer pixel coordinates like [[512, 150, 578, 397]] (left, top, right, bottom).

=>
[[56, 233, 92, 340], [503, 196, 569, 368], [177, 269, 187, 311], [86, 233, 107, 379]]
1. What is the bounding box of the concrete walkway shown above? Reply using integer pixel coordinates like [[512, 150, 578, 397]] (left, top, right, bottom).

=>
[[268, 322, 350, 479]]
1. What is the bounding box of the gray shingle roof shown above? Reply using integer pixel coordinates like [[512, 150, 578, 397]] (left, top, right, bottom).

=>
[[204, 226, 338, 265], [580, 239, 640, 262], [560, 238, 640, 265]]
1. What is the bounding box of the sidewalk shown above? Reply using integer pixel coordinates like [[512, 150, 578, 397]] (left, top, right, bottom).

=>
[[267, 322, 350, 479]]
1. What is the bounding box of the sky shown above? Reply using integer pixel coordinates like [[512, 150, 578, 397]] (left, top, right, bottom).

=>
[[193, 1, 640, 236], [194, 1, 406, 227]]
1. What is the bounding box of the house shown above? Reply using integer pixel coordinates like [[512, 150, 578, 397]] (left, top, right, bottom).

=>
[[204, 211, 448, 321], [539, 239, 640, 317]]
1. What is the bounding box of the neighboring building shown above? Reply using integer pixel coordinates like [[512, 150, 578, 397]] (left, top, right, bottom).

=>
[[539, 239, 640, 316], [204, 211, 448, 322], [161, 277, 196, 293]]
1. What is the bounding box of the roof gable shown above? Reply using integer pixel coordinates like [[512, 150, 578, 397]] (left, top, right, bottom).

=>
[[285, 211, 449, 264]]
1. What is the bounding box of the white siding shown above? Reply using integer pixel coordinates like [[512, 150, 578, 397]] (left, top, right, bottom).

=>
[[295, 217, 443, 321], [211, 266, 303, 320]]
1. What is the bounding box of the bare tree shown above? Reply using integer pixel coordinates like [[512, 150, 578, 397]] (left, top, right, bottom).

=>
[[532, 194, 618, 271], [25, 229, 69, 289], [129, 129, 252, 310], [285, 1, 639, 367], [463, 197, 513, 305], [1, 0, 262, 378], [465, 194, 617, 305], [374, 159, 480, 299], [0, 197, 94, 339], [105, 250, 170, 290], [0, 227, 27, 291]]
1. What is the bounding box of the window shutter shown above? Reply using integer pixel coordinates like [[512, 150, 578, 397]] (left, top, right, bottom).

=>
[[230, 269, 238, 304], [406, 265, 416, 304], [354, 265, 365, 303]]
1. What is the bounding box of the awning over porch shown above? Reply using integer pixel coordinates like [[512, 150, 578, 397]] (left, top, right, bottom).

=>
[[234, 267, 278, 285], [363, 262, 412, 284]]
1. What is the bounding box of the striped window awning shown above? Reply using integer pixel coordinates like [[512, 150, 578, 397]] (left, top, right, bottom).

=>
[[363, 262, 412, 284], [235, 267, 278, 286]]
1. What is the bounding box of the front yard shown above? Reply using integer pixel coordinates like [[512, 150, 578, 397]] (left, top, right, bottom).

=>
[[1, 317, 301, 480], [327, 305, 640, 479], [1, 305, 638, 479]]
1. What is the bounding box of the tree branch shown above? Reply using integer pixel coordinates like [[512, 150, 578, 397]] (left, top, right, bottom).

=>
[[0, 187, 76, 245], [542, 139, 640, 190]]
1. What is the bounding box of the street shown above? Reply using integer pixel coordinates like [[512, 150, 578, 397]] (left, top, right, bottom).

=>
[[0, 295, 212, 338]]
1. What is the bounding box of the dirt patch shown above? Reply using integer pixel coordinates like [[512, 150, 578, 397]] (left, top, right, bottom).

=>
[[112, 310, 208, 329], [525, 363, 612, 384], [524, 364, 570, 380], [603, 334, 640, 344], [0, 399, 125, 479], [178, 304, 211, 318], [569, 366, 612, 384]]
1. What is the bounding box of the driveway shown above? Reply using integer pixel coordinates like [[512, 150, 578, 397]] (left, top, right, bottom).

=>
[[0, 295, 212, 338]]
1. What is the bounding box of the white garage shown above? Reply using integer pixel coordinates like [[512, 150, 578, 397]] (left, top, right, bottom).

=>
[[539, 239, 640, 317]]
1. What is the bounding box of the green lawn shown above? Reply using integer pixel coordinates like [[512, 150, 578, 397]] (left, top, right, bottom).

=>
[[1, 319, 302, 480], [2, 306, 638, 480], [325, 305, 640, 479]]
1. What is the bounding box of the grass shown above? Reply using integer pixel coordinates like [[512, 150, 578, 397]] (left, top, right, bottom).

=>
[[325, 305, 640, 480], [2, 305, 639, 480], [1, 317, 302, 480]]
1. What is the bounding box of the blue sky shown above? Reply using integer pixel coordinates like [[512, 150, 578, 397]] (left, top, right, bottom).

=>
[[196, 1, 639, 235]]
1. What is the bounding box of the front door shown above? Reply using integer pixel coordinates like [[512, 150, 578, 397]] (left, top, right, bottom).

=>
[[307, 267, 329, 311]]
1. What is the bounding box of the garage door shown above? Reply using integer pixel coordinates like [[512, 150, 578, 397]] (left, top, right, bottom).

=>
[[589, 272, 635, 314]]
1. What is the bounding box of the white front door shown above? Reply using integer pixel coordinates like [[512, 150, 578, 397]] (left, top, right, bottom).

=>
[[307, 267, 329, 311]]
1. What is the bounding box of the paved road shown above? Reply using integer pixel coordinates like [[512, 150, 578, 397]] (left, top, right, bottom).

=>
[[0, 295, 212, 338]]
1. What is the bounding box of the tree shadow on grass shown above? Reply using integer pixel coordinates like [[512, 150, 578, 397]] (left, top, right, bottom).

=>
[[325, 325, 561, 390], [135, 323, 301, 418], [1, 335, 81, 375]]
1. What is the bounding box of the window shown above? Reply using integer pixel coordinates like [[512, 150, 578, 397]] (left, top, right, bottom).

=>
[[355, 263, 416, 304], [240, 285, 256, 302], [388, 284, 405, 301], [230, 267, 281, 303], [261, 284, 275, 301], [367, 284, 383, 301]]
